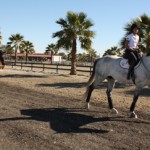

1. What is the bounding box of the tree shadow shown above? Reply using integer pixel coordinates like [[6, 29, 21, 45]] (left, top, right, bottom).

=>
[[36, 82, 86, 88], [0, 74, 47, 78]]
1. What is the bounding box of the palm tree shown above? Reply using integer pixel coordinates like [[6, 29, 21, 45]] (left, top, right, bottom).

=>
[[20, 40, 35, 63], [45, 43, 58, 64], [77, 53, 88, 62], [0, 30, 2, 47], [7, 34, 24, 64], [103, 46, 122, 56], [87, 48, 97, 63], [53, 11, 95, 75], [120, 14, 150, 54], [45, 43, 58, 55], [137, 14, 150, 53], [5, 45, 14, 61], [58, 52, 67, 60]]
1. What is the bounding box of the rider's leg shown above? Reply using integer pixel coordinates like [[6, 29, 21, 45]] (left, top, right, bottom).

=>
[[127, 61, 136, 80], [127, 52, 137, 80]]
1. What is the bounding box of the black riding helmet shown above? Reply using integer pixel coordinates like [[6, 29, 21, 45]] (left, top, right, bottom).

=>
[[131, 23, 140, 32]]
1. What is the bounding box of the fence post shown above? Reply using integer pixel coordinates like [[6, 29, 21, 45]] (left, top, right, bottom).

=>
[[56, 64, 59, 73], [43, 64, 45, 72], [90, 66, 92, 75], [12, 62, 13, 68], [31, 63, 33, 71], [21, 61, 23, 70]]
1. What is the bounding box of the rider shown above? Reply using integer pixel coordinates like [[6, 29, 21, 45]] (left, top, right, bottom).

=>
[[124, 23, 141, 80]]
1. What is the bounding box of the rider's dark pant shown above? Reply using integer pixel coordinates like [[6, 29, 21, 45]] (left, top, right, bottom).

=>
[[125, 49, 140, 80], [125, 50, 138, 64]]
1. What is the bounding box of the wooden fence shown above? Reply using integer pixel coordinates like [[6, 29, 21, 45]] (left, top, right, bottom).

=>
[[6, 61, 93, 75]]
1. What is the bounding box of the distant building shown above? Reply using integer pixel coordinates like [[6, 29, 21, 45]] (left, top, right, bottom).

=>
[[4, 53, 62, 63], [4, 53, 52, 62], [52, 55, 61, 64]]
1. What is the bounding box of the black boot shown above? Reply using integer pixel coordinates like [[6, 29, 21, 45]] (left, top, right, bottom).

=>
[[127, 62, 136, 80]]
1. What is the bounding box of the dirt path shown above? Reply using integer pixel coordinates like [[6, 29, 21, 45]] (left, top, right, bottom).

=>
[[0, 68, 150, 150]]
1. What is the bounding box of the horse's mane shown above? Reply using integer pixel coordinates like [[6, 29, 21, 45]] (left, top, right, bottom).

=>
[[104, 55, 122, 59]]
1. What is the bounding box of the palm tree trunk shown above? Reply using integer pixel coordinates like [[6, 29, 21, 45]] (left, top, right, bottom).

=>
[[51, 52, 53, 64], [15, 50, 17, 65], [15, 46, 19, 65], [26, 52, 28, 64], [70, 39, 77, 75]]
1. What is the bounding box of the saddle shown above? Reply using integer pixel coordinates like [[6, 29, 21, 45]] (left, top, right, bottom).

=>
[[120, 58, 140, 69], [120, 51, 141, 69]]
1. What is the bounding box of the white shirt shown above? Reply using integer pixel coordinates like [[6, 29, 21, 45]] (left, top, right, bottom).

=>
[[126, 33, 139, 49]]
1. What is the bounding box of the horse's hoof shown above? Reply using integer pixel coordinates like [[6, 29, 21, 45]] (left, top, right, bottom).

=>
[[84, 103, 90, 109], [111, 108, 119, 114], [130, 112, 138, 118], [87, 103, 90, 109]]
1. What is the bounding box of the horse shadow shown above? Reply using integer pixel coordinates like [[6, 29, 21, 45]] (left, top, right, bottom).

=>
[[19, 107, 150, 132], [0, 107, 149, 134], [36, 81, 131, 89], [20, 108, 110, 134], [126, 88, 150, 97]]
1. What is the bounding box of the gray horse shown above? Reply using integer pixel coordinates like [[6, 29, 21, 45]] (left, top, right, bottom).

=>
[[84, 55, 150, 118]]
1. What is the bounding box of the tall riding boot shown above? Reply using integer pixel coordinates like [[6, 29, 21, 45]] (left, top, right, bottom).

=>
[[127, 62, 136, 80]]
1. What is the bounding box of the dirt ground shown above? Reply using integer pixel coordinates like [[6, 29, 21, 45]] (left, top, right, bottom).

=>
[[0, 66, 150, 150]]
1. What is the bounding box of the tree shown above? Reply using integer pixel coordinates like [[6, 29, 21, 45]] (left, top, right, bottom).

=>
[[0, 30, 2, 47], [7, 34, 24, 64], [103, 46, 122, 56], [45, 43, 58, 64], [87, 48, 97, 62], [20, 40, 35, 63], [120, 14, 150, 53], [77, 53, 88, 62], [58, 52, 67, 59], [137, 14, 150, 53], [5, 45, 14, 61], [53, 11, 95, 75]]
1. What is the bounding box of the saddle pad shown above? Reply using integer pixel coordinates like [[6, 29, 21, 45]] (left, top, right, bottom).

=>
[[120, 58, 140, 69]]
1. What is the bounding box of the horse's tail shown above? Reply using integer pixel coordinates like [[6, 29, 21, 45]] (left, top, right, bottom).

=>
[[87, 59, 98, 87], [83, 59, 98, 102]]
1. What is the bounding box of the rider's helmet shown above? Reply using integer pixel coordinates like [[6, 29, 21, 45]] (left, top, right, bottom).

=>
[[131, 23, 140, 32]]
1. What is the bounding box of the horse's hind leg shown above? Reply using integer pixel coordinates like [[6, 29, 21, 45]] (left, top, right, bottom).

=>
[[130, 87, 142, 118], [106, 77, 118, 114]]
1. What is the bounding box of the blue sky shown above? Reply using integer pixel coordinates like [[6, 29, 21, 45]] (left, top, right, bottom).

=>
[[0, 0, 150, 55]]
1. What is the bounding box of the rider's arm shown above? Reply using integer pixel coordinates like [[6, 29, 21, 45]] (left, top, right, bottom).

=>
[[136, 40, 139, 49], [125, 40, 134, 52]]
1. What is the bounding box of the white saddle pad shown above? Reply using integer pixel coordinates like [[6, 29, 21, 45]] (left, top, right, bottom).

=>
[[120, 58, 140, 69]]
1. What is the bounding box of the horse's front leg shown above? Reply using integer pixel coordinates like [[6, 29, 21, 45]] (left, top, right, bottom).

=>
[[130, 87, 141, 118], [106, 77, 118, 114]]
